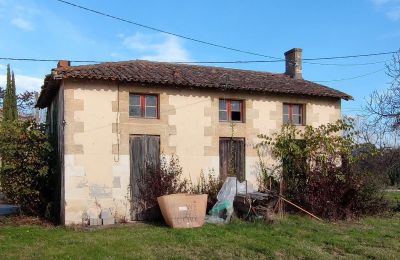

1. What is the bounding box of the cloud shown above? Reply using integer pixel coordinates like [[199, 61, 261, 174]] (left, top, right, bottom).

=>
[[387, 6, 400, 20], [0, 1, 38, 31], [11, 17, 34, 31], [122, 33, 191, 62], [371, 0, 400, 21], [371, 0, 393, 7], [0, 73, 42, 93]]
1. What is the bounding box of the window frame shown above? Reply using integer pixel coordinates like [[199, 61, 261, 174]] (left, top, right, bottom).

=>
[[283, 103, 305, 126], [219, 99, 244, 123], [129, 93, 159, 119]]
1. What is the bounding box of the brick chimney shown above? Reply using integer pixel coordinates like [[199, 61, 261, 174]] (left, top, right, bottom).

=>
[[284, 48, 302, 79], [57, 60, 70, 68]]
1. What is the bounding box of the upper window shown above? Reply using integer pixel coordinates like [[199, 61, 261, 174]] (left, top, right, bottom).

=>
[[283, 103, 304, 125], [219, 99, 244, 122], [129, 94, 158, 118]]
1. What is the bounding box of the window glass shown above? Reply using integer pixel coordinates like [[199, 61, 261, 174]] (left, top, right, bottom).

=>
[[292, 104, 301, 115], [292, 115, 302, 125], [130, 106, 141, 117], [283, 114, 290, 124], [219, 111, 228, 121], [283, 104, 289, 114], [219, 100, 227, 110], [130, 95, 140, 106], [231, 101, 241, 111], [145, 106, 157, 118], [146, 95, 157, 107]]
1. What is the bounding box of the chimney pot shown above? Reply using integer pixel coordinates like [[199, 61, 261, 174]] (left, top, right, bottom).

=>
[[57, 60, 70, 68], [284, 48, 302, 79]]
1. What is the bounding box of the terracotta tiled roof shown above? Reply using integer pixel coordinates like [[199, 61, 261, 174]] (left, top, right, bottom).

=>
[[36, 60, 352, 108]]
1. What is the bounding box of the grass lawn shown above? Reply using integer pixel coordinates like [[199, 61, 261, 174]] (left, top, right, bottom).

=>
[[1, 213, 399, 259], [385, 190, 400, 209]]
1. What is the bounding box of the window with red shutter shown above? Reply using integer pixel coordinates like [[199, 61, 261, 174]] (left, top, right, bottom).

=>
[[129, 94, 158, 118], [219, 99, 244, 122], [283, 103, 304, 125]]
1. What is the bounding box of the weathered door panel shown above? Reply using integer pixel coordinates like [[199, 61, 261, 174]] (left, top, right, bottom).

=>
[[219, 138, 245, 181], [130, 135, 160, 221]]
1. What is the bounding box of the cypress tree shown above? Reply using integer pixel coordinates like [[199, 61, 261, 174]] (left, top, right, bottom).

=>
[[3, 64, 18, 122], [10, 72, 18, 120]]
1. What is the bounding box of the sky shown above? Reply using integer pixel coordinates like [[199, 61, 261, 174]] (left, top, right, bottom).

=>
[[0, 0, 399, 115]]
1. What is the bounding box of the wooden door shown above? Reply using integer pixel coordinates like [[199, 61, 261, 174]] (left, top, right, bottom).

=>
[[130, 135, 160, 220], [219, 137, 245, 181]]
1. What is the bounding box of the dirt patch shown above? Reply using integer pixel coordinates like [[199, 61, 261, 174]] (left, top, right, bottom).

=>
[[0, 215, 54, 227]]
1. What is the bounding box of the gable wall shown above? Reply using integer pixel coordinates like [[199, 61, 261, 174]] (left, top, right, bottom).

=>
[[62, 80, 341, 224]]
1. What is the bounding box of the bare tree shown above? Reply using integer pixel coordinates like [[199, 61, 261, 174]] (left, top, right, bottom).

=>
[[0, 88, 37, 117], [362, 50, 400, 148], [17, 91, 38, 117]]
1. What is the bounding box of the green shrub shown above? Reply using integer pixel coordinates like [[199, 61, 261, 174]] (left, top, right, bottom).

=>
[[0, 120, 53, 216], [257, 119, 388, 220], [190, 169, 223, 211]]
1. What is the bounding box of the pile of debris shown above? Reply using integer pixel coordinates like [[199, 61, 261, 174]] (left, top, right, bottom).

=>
[[205, 177, 279, 224], [234, 191, 278, 221]]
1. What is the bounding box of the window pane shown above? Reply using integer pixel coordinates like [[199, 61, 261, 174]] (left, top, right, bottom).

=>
[[283, 104, 289, 114], [219, 99, 227, 110], [292, 115, 302, 125], [129, 106, 141, 117], [146, 95, 156, 106], [283, 114, 289, 124], [219, 111, 228, 121], [130, 95, 140, 106], [292, 104, 301, 115], [231, 101, 241, 111], [231, 111, 241, 121], [145, 106, 157, 118]]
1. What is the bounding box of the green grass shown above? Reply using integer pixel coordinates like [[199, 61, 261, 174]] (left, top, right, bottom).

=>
[[385, 190, 400, 209], [1, 214, 399, 259]]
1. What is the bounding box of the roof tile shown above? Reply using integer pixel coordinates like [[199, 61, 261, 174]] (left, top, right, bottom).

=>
[[37, 60, 352, 108]]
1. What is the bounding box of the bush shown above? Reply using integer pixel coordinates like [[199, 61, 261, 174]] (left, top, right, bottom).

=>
[[134, 154, 189, 220], [257, 119, 388, 220], [0, 120, 53, 216], [190, 169, 223, 211]]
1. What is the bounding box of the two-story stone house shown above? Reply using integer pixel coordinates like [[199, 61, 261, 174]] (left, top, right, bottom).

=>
[[36, 48, 352, 225]]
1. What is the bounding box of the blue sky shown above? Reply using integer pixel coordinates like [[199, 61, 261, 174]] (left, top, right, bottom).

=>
[[0, 0, 399, 115]]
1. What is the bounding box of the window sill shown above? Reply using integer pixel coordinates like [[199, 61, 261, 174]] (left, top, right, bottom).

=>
[[129, 116, 159, 119], [219, 120, 245, 123]]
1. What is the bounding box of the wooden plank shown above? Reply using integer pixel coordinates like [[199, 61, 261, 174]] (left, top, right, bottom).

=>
[[145, 135, 160, 172], [130, 135, 144, 220]]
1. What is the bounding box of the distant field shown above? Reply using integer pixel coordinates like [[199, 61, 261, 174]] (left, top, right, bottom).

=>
[[1, 213, 399, 259], [385, 190, 400, 209]]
